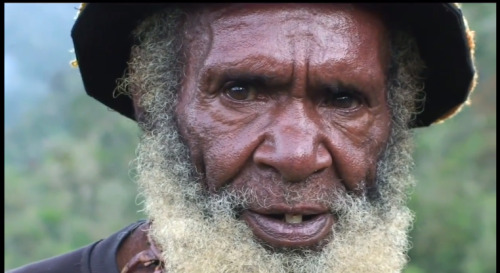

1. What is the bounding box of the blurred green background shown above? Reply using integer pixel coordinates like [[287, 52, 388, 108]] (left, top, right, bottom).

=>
[[4, 3, 496, 272]]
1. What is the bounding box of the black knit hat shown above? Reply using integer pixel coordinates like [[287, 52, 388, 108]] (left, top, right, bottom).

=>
[[71, 3, 476, 127]]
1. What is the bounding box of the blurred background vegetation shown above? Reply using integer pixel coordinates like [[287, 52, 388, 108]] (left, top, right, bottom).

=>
[[4, 3, 496, 272]]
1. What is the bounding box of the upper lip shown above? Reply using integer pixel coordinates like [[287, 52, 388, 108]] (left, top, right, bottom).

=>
[[248, 204, 330, 215]]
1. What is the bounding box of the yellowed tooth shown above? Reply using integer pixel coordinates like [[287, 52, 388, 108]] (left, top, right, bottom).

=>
[[285, 214, 303, 224]]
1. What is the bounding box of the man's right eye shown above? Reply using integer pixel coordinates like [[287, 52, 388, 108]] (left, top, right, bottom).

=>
[[223, 82, 258, 101]]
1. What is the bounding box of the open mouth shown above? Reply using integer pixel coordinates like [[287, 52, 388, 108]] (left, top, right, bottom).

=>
[[267, 213, 319, 223], [241, 209, 334, 248]]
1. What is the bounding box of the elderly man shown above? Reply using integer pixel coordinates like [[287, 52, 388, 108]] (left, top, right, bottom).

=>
[[9, 3, 476, 273]]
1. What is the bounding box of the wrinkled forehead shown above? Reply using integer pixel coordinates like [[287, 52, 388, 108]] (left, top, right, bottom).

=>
[[207, 4, 386, 35], [177, 3, 391, 96], [182, 3, 390, 74], [189, 3, 385, 28]]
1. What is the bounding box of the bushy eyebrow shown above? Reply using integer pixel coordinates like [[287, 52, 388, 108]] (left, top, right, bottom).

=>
[[197, 55, 386, 99], [198, 57, 293, 92]]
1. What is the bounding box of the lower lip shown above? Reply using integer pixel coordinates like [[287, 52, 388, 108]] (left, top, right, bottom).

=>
[[241, 210, 334, 248]]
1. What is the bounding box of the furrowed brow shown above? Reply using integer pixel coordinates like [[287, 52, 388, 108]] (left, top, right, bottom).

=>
[[199, 57, 293, 91]]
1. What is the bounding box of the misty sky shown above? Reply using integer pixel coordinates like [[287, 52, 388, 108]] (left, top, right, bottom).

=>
[[5, 3, 81, 125]]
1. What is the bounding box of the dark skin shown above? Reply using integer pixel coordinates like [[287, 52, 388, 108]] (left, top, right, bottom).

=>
[[116, 222, 152, 273], [119, 3, 392, 271]]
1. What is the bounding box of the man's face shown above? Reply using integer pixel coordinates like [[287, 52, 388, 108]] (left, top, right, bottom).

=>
[[130, 3, 417, 272], [176, 4, 392, 249]]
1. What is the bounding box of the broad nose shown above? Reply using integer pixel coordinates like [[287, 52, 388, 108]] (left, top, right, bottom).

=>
[[253, 101, 332, 182]]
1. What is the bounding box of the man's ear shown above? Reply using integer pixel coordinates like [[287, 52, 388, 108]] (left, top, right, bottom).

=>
[[131, 86, 146, 125], [128, 46, 147, 124]]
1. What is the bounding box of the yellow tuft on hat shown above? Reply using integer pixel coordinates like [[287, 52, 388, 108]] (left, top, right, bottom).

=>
[[70, 3, 87, 68]]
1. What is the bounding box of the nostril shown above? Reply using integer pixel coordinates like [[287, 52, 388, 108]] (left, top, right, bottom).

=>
[[253, 130, 332, 182], [256, 161, 280, 174], [313, 169, 322, 174]]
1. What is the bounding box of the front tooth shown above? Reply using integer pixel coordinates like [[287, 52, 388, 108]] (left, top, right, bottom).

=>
[[285, 214, 303, 224]]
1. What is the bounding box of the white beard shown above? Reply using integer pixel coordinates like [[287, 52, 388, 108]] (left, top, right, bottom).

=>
[[134, 122, 415, 273], [122, 7, 424, 273]]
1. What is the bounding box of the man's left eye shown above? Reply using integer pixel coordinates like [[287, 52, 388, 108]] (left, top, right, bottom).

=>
[[321, 91, 362, 110], [223, 83, 258, 101]]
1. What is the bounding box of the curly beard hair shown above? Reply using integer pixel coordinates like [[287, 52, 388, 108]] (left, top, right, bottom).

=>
[[116, 6, 425, 273]]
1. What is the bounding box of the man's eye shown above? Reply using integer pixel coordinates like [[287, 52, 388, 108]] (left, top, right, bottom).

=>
[[223, 83, 257, 101], [322, 92, 362, 110]]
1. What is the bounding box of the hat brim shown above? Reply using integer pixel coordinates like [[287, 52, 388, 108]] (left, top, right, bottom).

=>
[[71, 3, 475, 127]]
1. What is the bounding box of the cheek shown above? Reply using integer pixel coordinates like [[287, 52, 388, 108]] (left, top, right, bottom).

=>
[[177, 97, 269, 191], [323, 108, 391, 190]]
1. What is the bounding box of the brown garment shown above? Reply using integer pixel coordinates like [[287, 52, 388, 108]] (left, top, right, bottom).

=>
[[7, 220, 149, 273]]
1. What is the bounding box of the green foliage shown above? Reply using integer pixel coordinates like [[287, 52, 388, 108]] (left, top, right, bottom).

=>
[[4, 68, 144, 270], [403, 4, 496, 273]]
